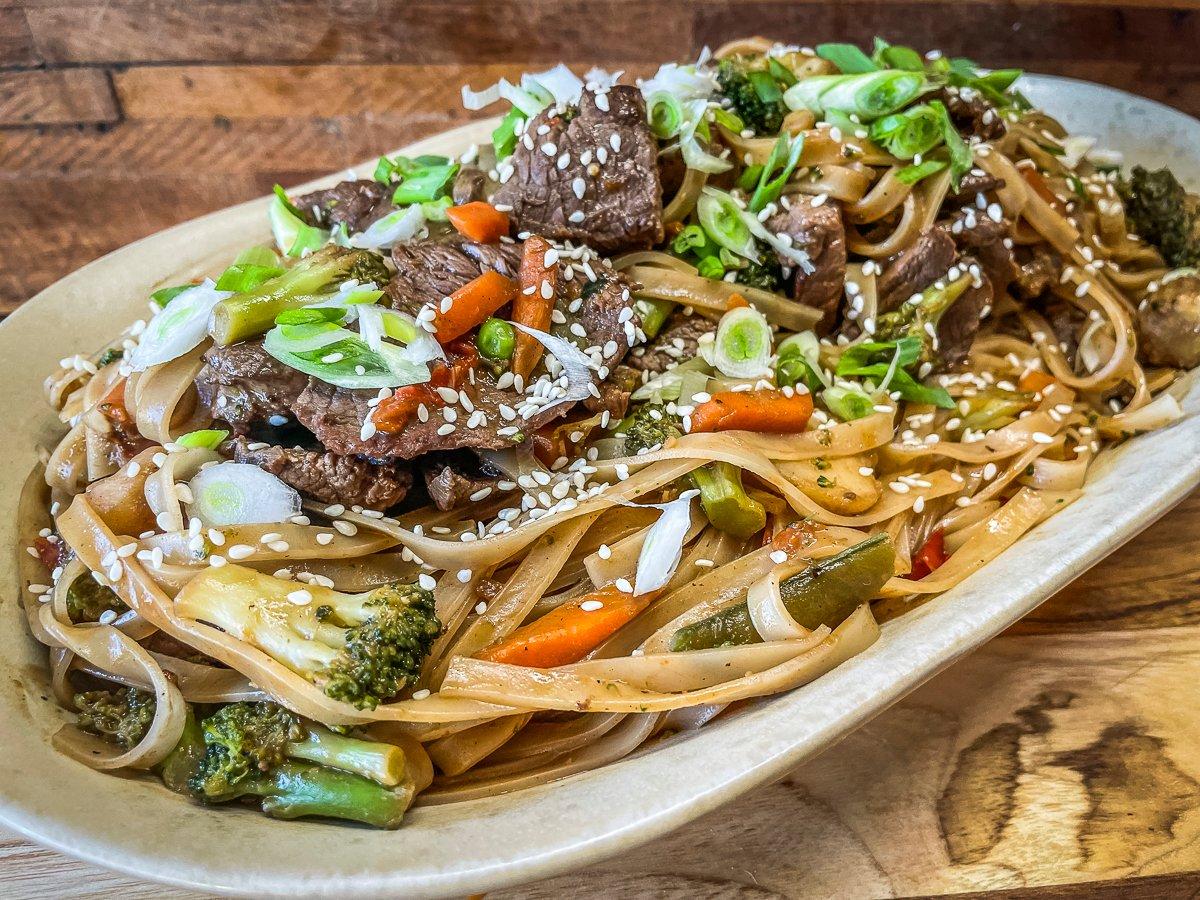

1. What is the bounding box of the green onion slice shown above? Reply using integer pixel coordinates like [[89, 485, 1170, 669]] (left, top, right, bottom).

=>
[[713, 306, 773, 379]]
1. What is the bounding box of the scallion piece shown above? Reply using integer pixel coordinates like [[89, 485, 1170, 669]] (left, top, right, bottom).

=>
[[392, 163, 459, 205], [895, 158, 948, 185], [766, 56, 798, 87], [929, 100, 973, 188], [176, 428, 230, 450], [646, 90, 685, 139], [269, 185, 329, 258], [696, 256, 726, 280], [697, 190, 759, 261], [149, 284, 194, 309], [263, 325, 430, 390], [815, 43, 879, 74], [233, 245, 281, 268], [868, 103, 943, 159], [750, 132, 805, 213], [775, 330, 829, 392], [634, 297, 675, 339], [215, 263, 285, 293], [821, 384, 875, 421], [187, 462, 302, 528], [870, 38, 925, 73], [713, 306, 773, 379], [492, 107, 525, 160], [671, 224, 709, 255], [785, 70, 926, 121]]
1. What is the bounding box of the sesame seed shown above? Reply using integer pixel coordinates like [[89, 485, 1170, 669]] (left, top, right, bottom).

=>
[[287, 589, 313, 605], [475, 601, 488, 614], [1032, 432, 1054, 444], [227, 544, 255, 560], [580, 600, 604, 612], [769, 550, 788, 564], [615, 578, 634, 593], [315, 532, 335, 545], [411, 689, 432, 701]]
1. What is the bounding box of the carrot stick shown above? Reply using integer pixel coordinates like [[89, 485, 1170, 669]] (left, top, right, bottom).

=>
[[511, 235, 557, 381], [689, 389, 814, 434], [431, 270, 518, 343], [1018, 370, 1056, 393], [446, 202, 510, 244], [476, 585, 656, 668]]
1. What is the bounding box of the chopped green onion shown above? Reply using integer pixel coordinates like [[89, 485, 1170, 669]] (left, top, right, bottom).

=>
[[478, 318, 516, 360], [679, 99, 734, 174], [420, 196, 453, 221], [766, 57, 798, 87], [870, 37, 925, 72], [149, 284, 193, 309], [392, 163, 459, 205], [868, 103, 943, 160], [275, 307, 348, 326], [176, 428, 230, 450], [713, 306, 773, 378], [750, 132, 805, 213], [647, 90, 685, 139], [634, 297, 675, 339], [709, 106, 745, 134], [492, 107, 524, 161], [671, 224, 709, 255], [775, 331, 829, 392], [263, 325, 430, 390], [131, 281, 232, 371], [785, 70, 926, 121], [895, 159, 949, 185], [188, 462, 302, 527], [748, 70, 783, 104], [737, 164, 764, 192], [929, 100, 973, 188], [697, 190, 758, 261], [234, 245, 281, 268], [696, 256, 726, 280], [215, 263, 285, 293], [815, 43, 879, 74], [821, 384, 875, 421], [836, 336, 922, 375], [269, 185, 329, 258]]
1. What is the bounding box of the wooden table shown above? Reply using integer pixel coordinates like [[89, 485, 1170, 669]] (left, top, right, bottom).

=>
[[3, 1, 1200, 896]]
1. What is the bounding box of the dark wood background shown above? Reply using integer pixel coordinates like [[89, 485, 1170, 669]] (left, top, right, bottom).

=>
[[4, 2, 1200, 896]]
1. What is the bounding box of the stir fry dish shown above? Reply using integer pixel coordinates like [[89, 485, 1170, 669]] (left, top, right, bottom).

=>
[[19, 36, 1194, 829]]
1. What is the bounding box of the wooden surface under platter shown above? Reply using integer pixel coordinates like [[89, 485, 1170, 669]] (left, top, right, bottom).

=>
[[3, 1, 1200, 896]]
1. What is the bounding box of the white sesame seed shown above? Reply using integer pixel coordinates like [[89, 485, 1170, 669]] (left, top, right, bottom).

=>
[[287, 589, 313, 605], [580, 599, 604, 612], [227, 544, 255, 560]]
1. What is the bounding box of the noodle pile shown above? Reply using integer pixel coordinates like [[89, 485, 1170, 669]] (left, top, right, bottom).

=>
[[17, 36, 1190, 824]]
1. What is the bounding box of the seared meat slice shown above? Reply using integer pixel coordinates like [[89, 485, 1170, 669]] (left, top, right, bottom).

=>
[[388, 238, 522, 316], [292, 180, 392, 234], [948, 169, 1005, 202], [452, 166, 489, 206], [937, 265, 994, 367], [420, 451, 507, 511], [494, 86, 664, 253], [628, 312, 715, 374], [196, 340, 308, 434], [1014, 246, 1064, 300], [586, 364, 641, 422], [934, 86, 1006, 141], [1138, 273, 1200, 368], [767, 198, 847, 332], [228, 436, 411, 510], [941, 210, 1019, 293], [878, 229, 958, 312]]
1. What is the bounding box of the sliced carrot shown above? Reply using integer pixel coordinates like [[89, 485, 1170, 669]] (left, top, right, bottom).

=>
[[726, 292, 750, 310], [431, 270, 518, 344], [689, 389, 814, 434], [373, 341, 479, 433], [446, 202, 511, 244], [476, 584, 657, 668], [511, 235, 557, 381], [1020, 167, 1064, 212], [1018, 370, 1056, 393]]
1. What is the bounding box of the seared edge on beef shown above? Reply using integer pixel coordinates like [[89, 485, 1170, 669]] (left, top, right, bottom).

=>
[[767, 198, 846, 333]]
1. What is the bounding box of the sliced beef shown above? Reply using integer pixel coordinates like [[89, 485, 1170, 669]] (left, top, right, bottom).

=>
[[494, 86, 663, 253], [1014, 246, 1064, 300], [228, 436, 411, 510], [196, 340, 308, 434], [941, 211, 1018, 293], [420, 451, 507, 511], [877, 229, 958, 312], [586, 364, 641, 421], [292, 180, 392, 234], [948, 169, 1005, 203], [1138, 274, 1200, 368], [937, 266, 993, 367], [934, 86, 1006, 141], [452, 166, 489, 206], [767, 199, 846, 333], [628, 312, 715, 374], [388, 238, 522, 316]]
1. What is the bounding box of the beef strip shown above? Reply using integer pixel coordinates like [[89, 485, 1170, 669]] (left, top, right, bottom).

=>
[[934, 86, 1006, 141], [587, 364, 641, 422], [767, 199, 846, 333], [452, 166, 489, 206], [420, 451, 508, 511], [948, 169, 1005, 202], [195, 340, 308, 434], [228, 436, 412, 509], [627, 312, 714, 374], [937, 264, 994, 367], [877, 229, 958, 312], [1138, 274, 1200, 368], [291, 180, 393, 234], [941, 211, 1019, 293], [494, 86, 664, 253], [1013, 246, 1064, 300], [387, 238, 523, 316]]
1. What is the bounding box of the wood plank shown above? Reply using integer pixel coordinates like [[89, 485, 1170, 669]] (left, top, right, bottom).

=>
[[23, 0, 692, 65], [114, 63, 654, 121], [0, 69, 117, 126], [0, 8, 38, 68]]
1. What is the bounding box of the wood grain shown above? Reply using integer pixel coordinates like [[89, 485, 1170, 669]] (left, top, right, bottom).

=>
[[3, 1, 1200, 895]]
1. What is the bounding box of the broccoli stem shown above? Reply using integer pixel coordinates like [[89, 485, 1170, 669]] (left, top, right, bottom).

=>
[[689, 462, 767, 539], [248, 762, 412, 829], [209, 247, 389, 345], [287, 725, 407, 787], [635, 298, 675, 339], [669, 534, 894, 651]]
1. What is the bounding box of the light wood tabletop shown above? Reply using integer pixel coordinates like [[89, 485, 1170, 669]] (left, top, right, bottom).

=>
[[3, 1, 1200, 896]]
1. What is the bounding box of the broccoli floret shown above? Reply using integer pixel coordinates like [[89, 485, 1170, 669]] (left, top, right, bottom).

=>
[[74, 687, 155, 749], [1121, 166, 1200, 268], [209, 246, 392, 345], [734, 258, 784, 292], [174, 569, 440, 710], [874, 272, 973, 366], [717, 57, 786, 136], [178, 701, 417, 828], [65, 574, 128, 624], [619, 403, 682, 455]]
